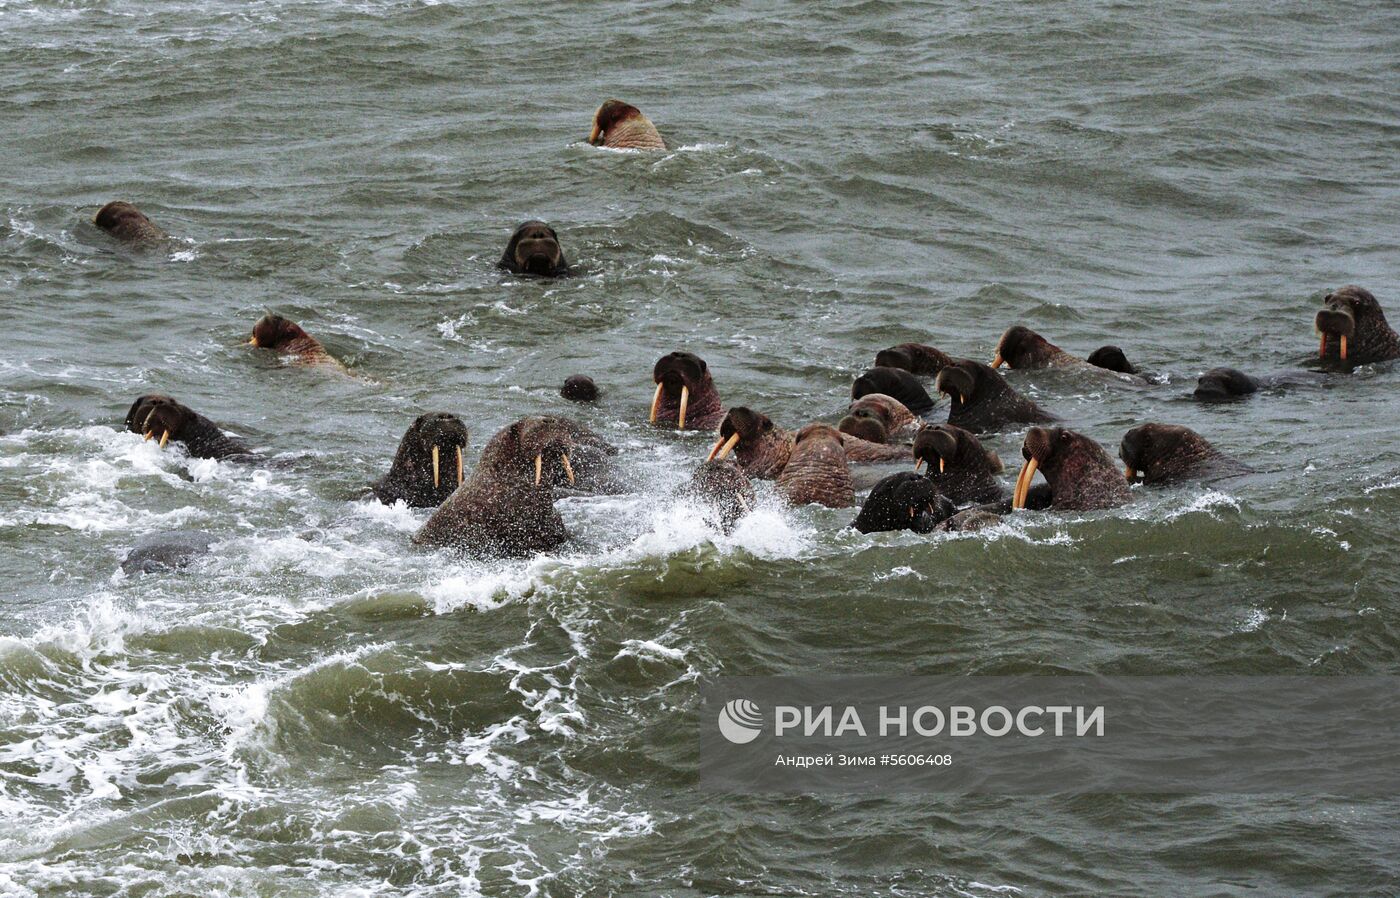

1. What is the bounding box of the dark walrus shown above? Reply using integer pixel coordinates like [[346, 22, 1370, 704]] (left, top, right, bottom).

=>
[[851, 472, 955, 535], [935, 360, 1057, 433], [249, 314, 342, 368], [1315, 285, 1400, 369], [650, 351, 724, 431], [1192, 366, 1322, 402], [124, 395, 255, 460], [992, 325, 1146, 383], [561, 375, 598, 402], [588, 99, 667, 150], [1120, 423, 1252, 486], [121, 530, 217, 575], [1012, 426, 1131, 512], [851, 367, 937, 417], [708, 407, 910, 481], [371, 413, 470, 508], [874, 343, 955, 378], [94, 201, 167, 246], [913, 423, 1005, 505], [497, 221, 571, 277]]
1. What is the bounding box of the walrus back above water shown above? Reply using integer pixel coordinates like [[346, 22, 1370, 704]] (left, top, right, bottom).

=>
[[588, 99, 666, 150], [93, 201, 167, 246]]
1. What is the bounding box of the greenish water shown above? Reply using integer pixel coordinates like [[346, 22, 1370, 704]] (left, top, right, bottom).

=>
[[3, 1, 1400, 895]]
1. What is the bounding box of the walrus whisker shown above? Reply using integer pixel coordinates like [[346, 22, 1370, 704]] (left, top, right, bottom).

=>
[[534, 454, 543, 485], [677, 385, 690, 430], [649, 382, 663, 424], [431, 445, 441, 489], [456, 447, 464, 486], [561, 453, 575, 485], [710, 432, 740, 461]]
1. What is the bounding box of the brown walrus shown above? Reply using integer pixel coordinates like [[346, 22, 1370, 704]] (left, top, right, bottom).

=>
[[776, 424, 854, 508], [248, 314, 341, 368], [371, 413, 469, 508], [851, 367, 937, 417], [992, 325, 1146, 383], [709, 407, 910, 480], [497, 221, 571, 277], [649, 351, 724, 431], [123, 395, 255, 460], [1120, 424, 1252, 486], [851, 472, 955, 534], [1012, 426, 1131, 512], [413, 418, 579, 556], [874, 343, 955, 377], [588, 99, 666, 150], [912, 423, 1005, 505], [683, 460, 756, 533], [1315, 285, 1400, 369], [93, 201, 167, 246], [845, 394, 919, 441], [935, 360, 1057, 433]]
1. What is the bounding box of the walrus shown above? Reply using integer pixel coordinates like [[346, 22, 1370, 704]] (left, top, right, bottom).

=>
[[497, 221, 570, 277], [413, 418, 577, 556], [121, 530, 216, 575], [561, 375, 598, 402], [776, 424, 855, 508], [1012, 426, 1131, 512], [845, 394, 920, 441], [1086, 345, 1138, 375], [851, 367, 937, 417], [124, 395, 255, 460], [1315, 285, 1400, 369], [935, 360, 1057, 433], [650, 351, 724, 431], [851, 472, 955, 534], [1120, 424, 1252, 486], [371, 413, 469, 508], [837, 405, 892, 444], [93, 201, 167, 246], [992, 326, 1146, 383], [708, 407, 909, 480], [248, 314, 341, 367], [874, 343, 955, 377], [1192, 366, 1322, 401], [683, 460, 755, 533], [588, 99, 666, 150], [912, 423, 1005, 505]]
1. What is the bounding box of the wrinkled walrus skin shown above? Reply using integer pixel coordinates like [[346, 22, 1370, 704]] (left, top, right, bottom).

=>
[[588, 99, 666, 150], [913, 423, 1005, 506], [851, 472, 954, 534], [248, 314, 341, 368], [776, 424, 855, 509], [94, 201, 167, 246], [684, 460, 756, 533], [935, 360, 1057, 434]]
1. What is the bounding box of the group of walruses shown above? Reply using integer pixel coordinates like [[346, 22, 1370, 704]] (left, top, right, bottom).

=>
[[99, 101, 1399, 567]]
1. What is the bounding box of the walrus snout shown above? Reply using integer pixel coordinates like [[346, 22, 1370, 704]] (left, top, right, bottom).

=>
[[650, 351, 709, 428], [498, 220, 569, 277], [991, 325, 1049, 369], [934, 366, 976, 405], [709, 407, 771, 461], [1316, 304, 1356, 363], [413, 413, 469, 489], [913, 425, 958, 473], [126, 394, 192, 448], [1086, 345, 1137, 375], [838, 409, 889, 444]]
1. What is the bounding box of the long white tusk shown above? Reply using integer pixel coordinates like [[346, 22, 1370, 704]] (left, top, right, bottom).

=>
[[1013, 457, 1039, 510], [677, 385, 690, 430], [535, 454, 543, 485], [939, 457, 946, 473], [159, 430, 170, 449], [456, 446, 464, 485], [711, 432, 740, 461], [432, 445, 441, 489], [143, 431, 154, 442], [649, 382, 663, 424], [561, 452, 575, 485], [914, 457, 924, 471]]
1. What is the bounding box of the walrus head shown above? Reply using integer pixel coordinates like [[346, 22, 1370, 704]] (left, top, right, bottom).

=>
[[125, 394, 192, 448], [590, 99, 641, 144], [650, 351, 721, 430], [249, 314, 311, 351], [707, 407, 790, 478], [1086, 345, 1137, 375], [561, 375, 598, 402], [94, 201, 164, 244], [1316, 285, 1398, 367], [1013, 426, 1129, 511], [499, 220, 569, 277], [851, 367, 935, 416], [935, 359, 1055, 433], [386, 413, 469, 503], [851, 472, 954, 535], [913, 423, 1000, 476], [837, 405, 889, 444], [478, 416, 593, 488], [846, 394, 916, 438], [1193, 367, 1259, 402], [991, 325, 1060, 369], [874, 343, 954, 377], [778, 423, 855, 508], [1120, 423, 1245, 486]]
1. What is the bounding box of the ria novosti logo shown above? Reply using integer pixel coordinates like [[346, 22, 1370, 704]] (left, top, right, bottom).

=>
[[717, 699, 764, 744]]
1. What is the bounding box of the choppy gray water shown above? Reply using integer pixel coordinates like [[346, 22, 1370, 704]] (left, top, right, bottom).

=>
[[3, 1, 1400, 895]]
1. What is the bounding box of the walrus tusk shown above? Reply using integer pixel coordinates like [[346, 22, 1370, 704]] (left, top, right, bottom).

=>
[[159, 430, 170, 449], [561, 453, 575, 485], [649, 382, 663, 424], [432, 445, 441, 489], [909, 507, 916, 520], [1341, 335, 1348, 361], [534, 454, 543, 485], [991, 353, 1004, 368], [456, 447, 464, 485], [248, 337, 259, 347], [710, 432, 740, 461], [1125, 466, 1137, 481], [143, 431, 153, 442], [677, 385, 689, 430], [1012, 457, 1039, 510], [914, 458, 924, 471], [588, 123, 602, 145], [939, 457, 946, 473], [1319, 333, 1326, 359]]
